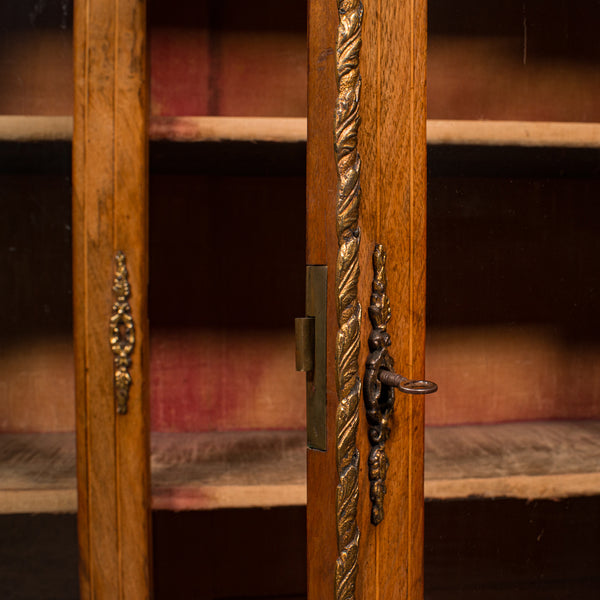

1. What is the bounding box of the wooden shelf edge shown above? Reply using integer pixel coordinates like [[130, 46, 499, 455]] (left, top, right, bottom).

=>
[[427, 119, 600, 148], [5, 478, 594, 514], [4, 476, 597, 514], [152, 484, 307, 511], [0, 115, 72, 142], [3, 116, 599, 148], [0, 115, 307, 144], [425, 472, 600, 501], [0, 487, 308, 515], [149, 116, 307, 143], [0, 489, 77, 514]]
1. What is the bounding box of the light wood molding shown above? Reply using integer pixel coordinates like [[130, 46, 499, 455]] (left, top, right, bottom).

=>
[[427, 119, 600, 148], [4, 116, 600, 148]]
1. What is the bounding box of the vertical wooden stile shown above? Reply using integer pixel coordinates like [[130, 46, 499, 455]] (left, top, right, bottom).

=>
[[307, 0, 427, 598], [306, 0, 338, 597], [73, 0, 151, 598]]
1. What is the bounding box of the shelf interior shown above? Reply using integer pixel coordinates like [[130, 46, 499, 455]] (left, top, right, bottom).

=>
[[148, 0, 307, 118], [148, 174, 306, 433], [426, 174, 600, 425], [3, 421, 600, 514]]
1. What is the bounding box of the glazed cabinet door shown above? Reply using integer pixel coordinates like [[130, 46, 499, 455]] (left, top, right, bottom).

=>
[[73, 0, 151, 598], [71, 0, 426, 598], [306, 1, 428, 599]]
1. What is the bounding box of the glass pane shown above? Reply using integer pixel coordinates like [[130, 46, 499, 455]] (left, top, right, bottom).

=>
[[0, 3, 77, 598]]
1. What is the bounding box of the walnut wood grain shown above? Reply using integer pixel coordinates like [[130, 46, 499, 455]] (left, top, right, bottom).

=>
[[306, 0, 338, 599], [73, 0, 150, 598], [356, 1, 427, 599], [307, 1, 427, 599]]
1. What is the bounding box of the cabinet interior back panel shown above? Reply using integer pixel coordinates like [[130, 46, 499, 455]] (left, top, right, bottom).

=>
[[0, 4, 73, 116], [428, 0, 600, 122], [149, 0, 307, 118], [148, 175, 306, 432], [4, 1, 599, 122], [0, 175, 73, 433], [426, 177, 600, 425]]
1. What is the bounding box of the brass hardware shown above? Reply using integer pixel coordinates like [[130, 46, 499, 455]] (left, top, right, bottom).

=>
[[364, 244, 393, 526], [296, 265, 327, 451], [334, 0, 363, 597], [378, 370, 438, 395], [295, 317, 315, 372], [364, 244, 437, 525], [110, 251, 135, 415]]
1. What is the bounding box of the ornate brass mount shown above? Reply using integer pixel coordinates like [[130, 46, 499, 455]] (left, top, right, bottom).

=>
[[364, 244, 437, 525], [110, 251, 135, 415]]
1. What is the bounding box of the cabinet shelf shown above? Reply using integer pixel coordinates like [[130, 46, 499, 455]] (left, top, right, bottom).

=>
[[0, 115, 306, 144], [151, 431, 306, 511], [149, 116, 307, 144], [424, 421, 600, 501], [0, 116, 72, 142], [0, 433, 76, 515], [0, 431, 306, 514], [3, 116, 599, 149], [3, 421, 599, 514], [427, 120, 600, 149]]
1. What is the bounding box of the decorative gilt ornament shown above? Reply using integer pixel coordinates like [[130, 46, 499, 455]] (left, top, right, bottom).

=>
[[364, 244, 395, 525], [334, 1, 363, 599], [110, 251, 135, 415]]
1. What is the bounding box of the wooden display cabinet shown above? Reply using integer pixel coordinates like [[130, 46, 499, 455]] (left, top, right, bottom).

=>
[[2, 0, 600, 599]]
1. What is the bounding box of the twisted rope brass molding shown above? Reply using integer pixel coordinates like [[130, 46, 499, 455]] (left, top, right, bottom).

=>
[[334, 0, 363, 598], [110, 251, 135, 415]]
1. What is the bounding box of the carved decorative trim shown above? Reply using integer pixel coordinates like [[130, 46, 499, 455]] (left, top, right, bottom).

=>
[[110, 251, 135, 415], [334, 1, 363, 598], [364, 244, 395, 525]]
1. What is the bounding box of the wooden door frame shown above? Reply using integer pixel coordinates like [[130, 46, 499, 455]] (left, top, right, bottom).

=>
[[307, 1, 427, 598], [72, 0, 425, 597], [73, 1, 151, 598]]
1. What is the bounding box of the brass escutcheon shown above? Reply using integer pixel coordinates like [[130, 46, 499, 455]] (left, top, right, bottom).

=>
[[364, 244, 437, 525]]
